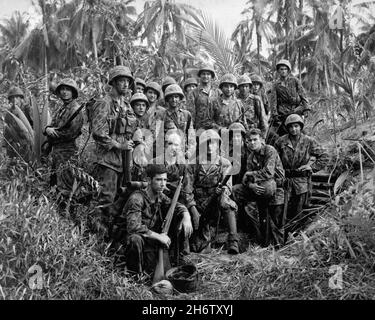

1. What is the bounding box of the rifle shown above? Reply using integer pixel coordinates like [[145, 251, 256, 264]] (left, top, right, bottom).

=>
[[122, 149, 132, 186], [153, 176, 184, 284]]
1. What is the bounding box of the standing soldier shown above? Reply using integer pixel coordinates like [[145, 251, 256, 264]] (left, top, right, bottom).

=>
[[43, 78, 83, 200], [112, 164, 192, 275], [232, 128, 285, 247], [211, 73, 247, 130], [267, 59, 309, 145], [91, 66, 138, 211], [135, 78, 146, 94], [183, 78, 198, 96], [186, 64, 221, 131], [157, 84, 196, 160], [188, 129, 239, 255], [251, 74, 270, 118], [237, 75, 267, 135], [274, 114, 328, 239]]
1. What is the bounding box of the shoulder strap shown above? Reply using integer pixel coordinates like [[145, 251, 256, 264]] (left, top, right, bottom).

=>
[[58, 102, 85, 131]]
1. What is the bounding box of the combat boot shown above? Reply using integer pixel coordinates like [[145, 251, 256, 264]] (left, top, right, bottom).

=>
[[227, 234, 239, 255], [226, 211, 239, 254]]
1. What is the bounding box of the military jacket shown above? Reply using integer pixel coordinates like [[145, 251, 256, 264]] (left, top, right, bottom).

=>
[[186, 85, 221, 130], [274, 134, 328, 195], [269, 75, 309, 118], [211, 95, 247, 130], [123, 189, 188, 236], [238, 93, 267, 133], [91, 91, 138, 172]]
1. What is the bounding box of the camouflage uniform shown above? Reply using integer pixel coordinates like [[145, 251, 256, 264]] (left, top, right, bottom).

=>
[[187, 155, 238, 252], [91, 90, 138, 205], [232, 143, 285, 246], [112, 189, 189, 274], [210, 95, 248, 130], [45, 100, 83, 195], [156, 106, 196, 159], [274, 133, 328, 235], [186, 85, 221, 131], [238, 93, 268, 134], [267, 75, 309, 144]]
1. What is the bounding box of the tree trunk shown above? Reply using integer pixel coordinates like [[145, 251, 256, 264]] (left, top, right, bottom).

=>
[[256, 22, 262, 75], [157, 21, 169, 77], [91, 16, 98, 65]]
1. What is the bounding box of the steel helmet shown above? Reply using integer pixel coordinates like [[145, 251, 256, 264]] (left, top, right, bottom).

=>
[[197, 64, 216, 79], [145, 81, 162, 99], [276, 59, 292, 71], [7, 86, 24, 99], [108, 66, 134, 85], [237, 75, 252, 87], [285, 114, 304, 129], [250, 74, 264, 86], [55, 78, 79, 99], [135, 77, 146, 88], [130, 93, 149, 107], [164, 84, 185, 100], [228, 122, 246, 134], [219, 73, 238, 90], [183, 78, 198, 90], [162, 76, 177, 91], [166, 264, 199, 293], [199, 129, 222, 144]]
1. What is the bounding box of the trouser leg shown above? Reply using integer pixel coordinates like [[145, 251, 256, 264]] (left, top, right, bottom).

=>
[[286, 192, 308, 235], [268, 204, 284, 247], [225, 209, 239, 254]]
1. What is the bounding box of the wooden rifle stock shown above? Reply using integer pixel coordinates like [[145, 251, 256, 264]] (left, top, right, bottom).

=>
[[153, 176, 184, 284], [122, 149, 132, 186]]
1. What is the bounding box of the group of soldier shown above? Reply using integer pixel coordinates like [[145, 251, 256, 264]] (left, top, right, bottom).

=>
[[3, 59, 329, 278]]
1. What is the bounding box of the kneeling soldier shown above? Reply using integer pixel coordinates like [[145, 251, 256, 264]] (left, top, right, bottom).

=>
[[233, 128, 285, 247], [114, 164, 192, 275], [188, 129, 239, 255]]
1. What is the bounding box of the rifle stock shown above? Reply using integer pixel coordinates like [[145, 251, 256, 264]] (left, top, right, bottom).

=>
[[153, 176, 184, 284]]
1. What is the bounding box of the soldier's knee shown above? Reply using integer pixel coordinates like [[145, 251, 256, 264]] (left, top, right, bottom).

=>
[[127, 234, 144, 249]]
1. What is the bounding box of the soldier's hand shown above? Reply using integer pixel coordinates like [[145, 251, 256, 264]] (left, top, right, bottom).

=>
[[180, 215, 193, 238], [45, 127, 59, 138], [255, 185, 266, 195], [119, 140, 134, 151], [215, 186, 223, 195], [190, 206, 201, 231], [297, 164, 312, 172], [158, 233, 171, 248]]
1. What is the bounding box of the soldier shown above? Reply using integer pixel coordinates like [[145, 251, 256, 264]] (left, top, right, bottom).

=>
[[211, 73, 247, 130], [237, 75, 267, 135], [274, 114, 328, 238], [267, 59, 309, 145], [43, 78, 83, 199], [161, 76, 177, 94], [156, 84, 196, 160], [183, 78, 198, 96], [232, 128, 285, 247], [91, 66, 138, 210], [135, 78, 146, 94], [186, 64, 221, 131], [251, 74, 270, 118], [7, 86, 33, 126], [188, 129, 239, 255], [113, 164, 192, 275]]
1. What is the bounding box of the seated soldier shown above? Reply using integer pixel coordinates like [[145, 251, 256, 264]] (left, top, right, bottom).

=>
[[188, 129, 239, 255], [112, 164, 193, 276], [233, 128, 285, 247]]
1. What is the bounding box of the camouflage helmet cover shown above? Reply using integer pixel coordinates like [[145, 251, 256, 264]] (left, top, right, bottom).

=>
[[219, 73, 238, 90], [130, 93, 149, 107], [55, 78, 79, 99], [7, 86, 24, 99], [197, 64, 216, 79], [237, 75, 252, 87], [108, 66, 134, 85], [285, 114, 304, 129], [276, 59, 292, 71], [250, 74, 264, 86], [162, 76, 177, 91], [145, 81, 162, 99], [164, 84, 185, 100], [183, 78, 198, 90], [135, 77, 146, 88]]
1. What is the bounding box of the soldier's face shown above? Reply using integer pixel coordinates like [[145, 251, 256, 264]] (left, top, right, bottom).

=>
[[278, 66, 289, 77], [167, 94, 181, 108], [9, 96, 23, 108], [59, 86, 73, 101], [132, 101, 147, 117], [252, 83, 261, 93], [151, 173, 167, 194], [221, 83, 235, 97], [185, 84, 197, 95], [146, 89, 158, 103], [200, 71, 212, 84], [247, 134, 262, 151], [207, 139, 219, 156], [165, 134, 182, 157], [136, 85, 144, 94], [239, 84, 251, 96], [288, 123, 302, 136], [114, 76, 130, 95]]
